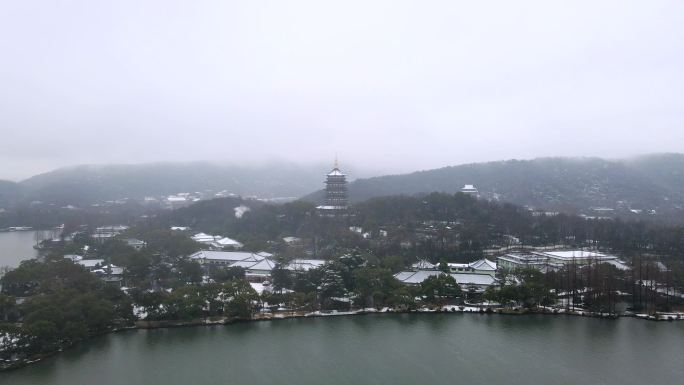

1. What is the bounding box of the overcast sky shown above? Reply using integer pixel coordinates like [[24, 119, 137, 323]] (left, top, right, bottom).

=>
[[1, 1, 683, 181]]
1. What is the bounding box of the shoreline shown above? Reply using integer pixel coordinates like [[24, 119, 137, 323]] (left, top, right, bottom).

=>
[[3, 305, 682, 372]]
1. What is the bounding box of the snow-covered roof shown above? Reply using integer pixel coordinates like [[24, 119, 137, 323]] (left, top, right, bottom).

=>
[[603, 259, 630, 271], [248, 259, 275, 271], [282, 236, 301, 243], [316, 205, 347, 210], [77, 259, 105, 268], [285, 259, 327, 271], [447, 263, 470, 268], [499, 253, 548, 264], [451, 273, 497, 286], [91, 233, 116, 239], [124, 238, 145, 246], [230, 258, 275, 274], [540, 250, 615, 261], [230, 260, 262, 269], [394, 270, 442, 285], [394, 271, 419, 282], [394, 270, 497, 287], [215, 237, 243, 247], [93, 264, 124, 275], [96, 225, 129, 232], [192, 232, 217, 241], [412, 260, 436, 270], [64, 254, 83, 262], [469, 258, 497, 271], [327, 168, 346, 176], [188, 250, 262, 262], [250, 282, 267, 295]]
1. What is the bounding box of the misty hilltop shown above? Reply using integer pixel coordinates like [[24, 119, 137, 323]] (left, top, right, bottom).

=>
[[305, 154, 684, 222], [0, 162, 369, 207], [2, 154, 684, 224]]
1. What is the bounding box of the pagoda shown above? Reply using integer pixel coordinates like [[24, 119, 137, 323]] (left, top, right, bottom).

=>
[[317, 158, 348, 216]]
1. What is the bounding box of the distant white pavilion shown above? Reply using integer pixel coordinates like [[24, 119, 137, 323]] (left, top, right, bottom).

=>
[[460, 184, 478, 196]]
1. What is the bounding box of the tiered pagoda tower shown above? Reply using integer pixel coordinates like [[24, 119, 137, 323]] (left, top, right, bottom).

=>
[[317, 158, 348, 216]]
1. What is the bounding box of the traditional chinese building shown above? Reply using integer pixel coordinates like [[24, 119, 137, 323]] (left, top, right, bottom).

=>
[[460, 184, 479, 196], [317, 159, 348, 216]]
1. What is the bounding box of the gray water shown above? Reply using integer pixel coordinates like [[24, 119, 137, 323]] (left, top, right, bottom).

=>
[[2, 314, 683, 385], [0, 230, 47, 269]]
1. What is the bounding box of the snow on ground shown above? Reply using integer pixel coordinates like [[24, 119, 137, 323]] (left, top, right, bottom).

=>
[[306, 310, 358, 317], [441, 305, 481, 312], [249, 282, 265, 295], [0, 332, 24, 352], [133, 305, 148, 320], [635, 312, 684, 320]]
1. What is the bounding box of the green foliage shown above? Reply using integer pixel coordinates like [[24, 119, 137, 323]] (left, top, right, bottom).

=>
[[126, 228, 202, 259], [380, 255, 405, 273], [24, 320, 60, 354], [438, 260, 449, 273], [177, 260, 203, 284], [0, 293, 17, 322], [271, 265, 293, 292], [0, 323, 27, 359], [353, 267, 402, 308], [387, 285, 418, 310], [484, 268, 555, 308], [133, 290, 168, 320], [21, 290, 119, 351], [420, 274, 461, 305], [132, 280, 258, 321], [320, 264, 347, 301], [292, 269, 323, 293], [222, 280, 259, 319], [515, 268, 555, 307], [98, 239, 134, 259], [122, 253, 153, 283], [336, 253, 367, 291], [1, 258, 101, 297], [0, 259, 132, 357], [208, 266, 245, 282], [163, 286, 206, 320]]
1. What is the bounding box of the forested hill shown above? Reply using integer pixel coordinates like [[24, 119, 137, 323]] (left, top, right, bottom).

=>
[[150, 193, 684, 262], [3, 154, 684, 224], [0, 180, 24, 208], [0, 162, 369, 207], [304, 154, 684, 223]]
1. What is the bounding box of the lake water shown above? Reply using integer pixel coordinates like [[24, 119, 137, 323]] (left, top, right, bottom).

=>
[[2, 314, 683, 385], [0, 230, 48, 269]]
